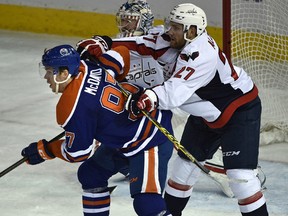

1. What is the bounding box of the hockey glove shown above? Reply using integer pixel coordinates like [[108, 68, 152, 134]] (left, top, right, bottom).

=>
[[21, 139, 55, 165], [137, 89, 158, 112], [125, 89, 158, 117], [125, 90, 143, 118], [76, 35, 112, 61]]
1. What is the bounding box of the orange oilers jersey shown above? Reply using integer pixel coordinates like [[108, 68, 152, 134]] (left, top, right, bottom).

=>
[[54, 50, 173, 162]]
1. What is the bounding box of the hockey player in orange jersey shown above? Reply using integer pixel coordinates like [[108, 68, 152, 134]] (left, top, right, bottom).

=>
[[21, 43, 174, 216]]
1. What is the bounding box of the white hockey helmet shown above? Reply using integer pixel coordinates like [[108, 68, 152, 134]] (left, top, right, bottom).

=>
[[166, 3, 207, 42], [116, 0, 154, 37]]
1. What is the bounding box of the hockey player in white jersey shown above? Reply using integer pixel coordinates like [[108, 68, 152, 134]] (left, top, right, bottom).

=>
[[79, 0, 168, 88], [78, 0, 237, 199], [115, 0, 167, 87], [124, 3, 269, 216], [115, 4, 232, 195]]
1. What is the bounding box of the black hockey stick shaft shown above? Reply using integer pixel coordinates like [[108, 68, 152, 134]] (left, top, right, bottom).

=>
[[0, 131, 65, 178]]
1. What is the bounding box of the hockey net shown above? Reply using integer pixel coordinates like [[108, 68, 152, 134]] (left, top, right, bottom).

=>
[[223, 0, 288, 145]]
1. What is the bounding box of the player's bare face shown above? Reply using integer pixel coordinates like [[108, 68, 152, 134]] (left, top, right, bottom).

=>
[[44, 67, 67, 93], [167, 22, 186, 49], [44, 68, 55, 91]]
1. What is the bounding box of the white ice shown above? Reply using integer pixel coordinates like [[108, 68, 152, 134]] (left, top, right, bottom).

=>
[[0, 30, 287, 216]]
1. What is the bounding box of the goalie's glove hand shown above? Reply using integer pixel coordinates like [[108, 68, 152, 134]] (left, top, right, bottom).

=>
[[125, 89, 158, 118], [21, 139, 55, 165], [76, 35, 112, 61]]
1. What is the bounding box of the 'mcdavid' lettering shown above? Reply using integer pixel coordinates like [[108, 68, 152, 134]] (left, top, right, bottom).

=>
[[84, 69, 102, 95]]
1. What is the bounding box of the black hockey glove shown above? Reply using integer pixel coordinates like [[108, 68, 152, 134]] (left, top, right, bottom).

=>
[[21, 139, 55, 165], [76, 35, 112, 61], [125, 91, 143, 118]]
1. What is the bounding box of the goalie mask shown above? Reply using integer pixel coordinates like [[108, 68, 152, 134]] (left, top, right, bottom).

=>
[[116, 0, 154, 37], [39, 44, 80, 93], [165, 3, 207, 42]]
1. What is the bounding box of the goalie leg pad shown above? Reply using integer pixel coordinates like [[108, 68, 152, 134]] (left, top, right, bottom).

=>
[[133, 193, 170, 216], [226, 169, 261, 200]]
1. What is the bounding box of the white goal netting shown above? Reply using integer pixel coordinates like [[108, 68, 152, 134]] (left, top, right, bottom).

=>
[[230, 0, 288, 145]]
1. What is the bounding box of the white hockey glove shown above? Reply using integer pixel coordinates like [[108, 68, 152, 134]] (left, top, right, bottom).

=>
[[125, 89, 158, 118], [76, 36, 112, 61], [137, 89, 158, 112]]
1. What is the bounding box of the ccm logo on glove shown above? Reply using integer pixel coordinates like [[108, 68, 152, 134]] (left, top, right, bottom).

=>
[[21, 139, 55, 165]]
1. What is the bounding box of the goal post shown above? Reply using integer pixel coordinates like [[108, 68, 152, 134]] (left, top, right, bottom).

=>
[[223, 0, 288, 145]]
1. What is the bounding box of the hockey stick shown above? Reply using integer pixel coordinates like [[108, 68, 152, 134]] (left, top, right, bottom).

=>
[[89, 57, 246, 183], [119, 82, 248, 182], [0, 131, 65, 178], [142, 108, 212, 174], [118, 78, 248, 183], [93, 60, 212, 175]]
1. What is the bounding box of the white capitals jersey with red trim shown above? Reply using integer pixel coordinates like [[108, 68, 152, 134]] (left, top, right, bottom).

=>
[[125, 50, 165, 87], [114, 26, 168, 87], [112, 32, 179, 87], [153, 31, 259, 129]]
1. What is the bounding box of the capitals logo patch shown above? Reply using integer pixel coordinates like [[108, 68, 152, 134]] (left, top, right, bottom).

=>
[[180, 51, 199, 62]]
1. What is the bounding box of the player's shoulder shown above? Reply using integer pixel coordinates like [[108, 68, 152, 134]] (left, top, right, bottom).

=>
[[148, 25, 165, 35], [56, 71, 85, 126], [181, 34, 217, 62], [179, 42, 201, 64]]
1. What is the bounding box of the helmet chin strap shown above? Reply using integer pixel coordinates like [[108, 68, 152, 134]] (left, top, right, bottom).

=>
[[53, 74, 71, 94], [184, 29, 206, 43], [55, 83, 59, 94]]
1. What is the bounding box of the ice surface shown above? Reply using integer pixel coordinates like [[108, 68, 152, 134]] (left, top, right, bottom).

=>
[[0, 30, 287, 216]]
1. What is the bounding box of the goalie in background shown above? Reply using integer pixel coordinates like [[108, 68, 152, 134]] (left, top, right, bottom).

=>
[[115, 0, 167, 87]]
